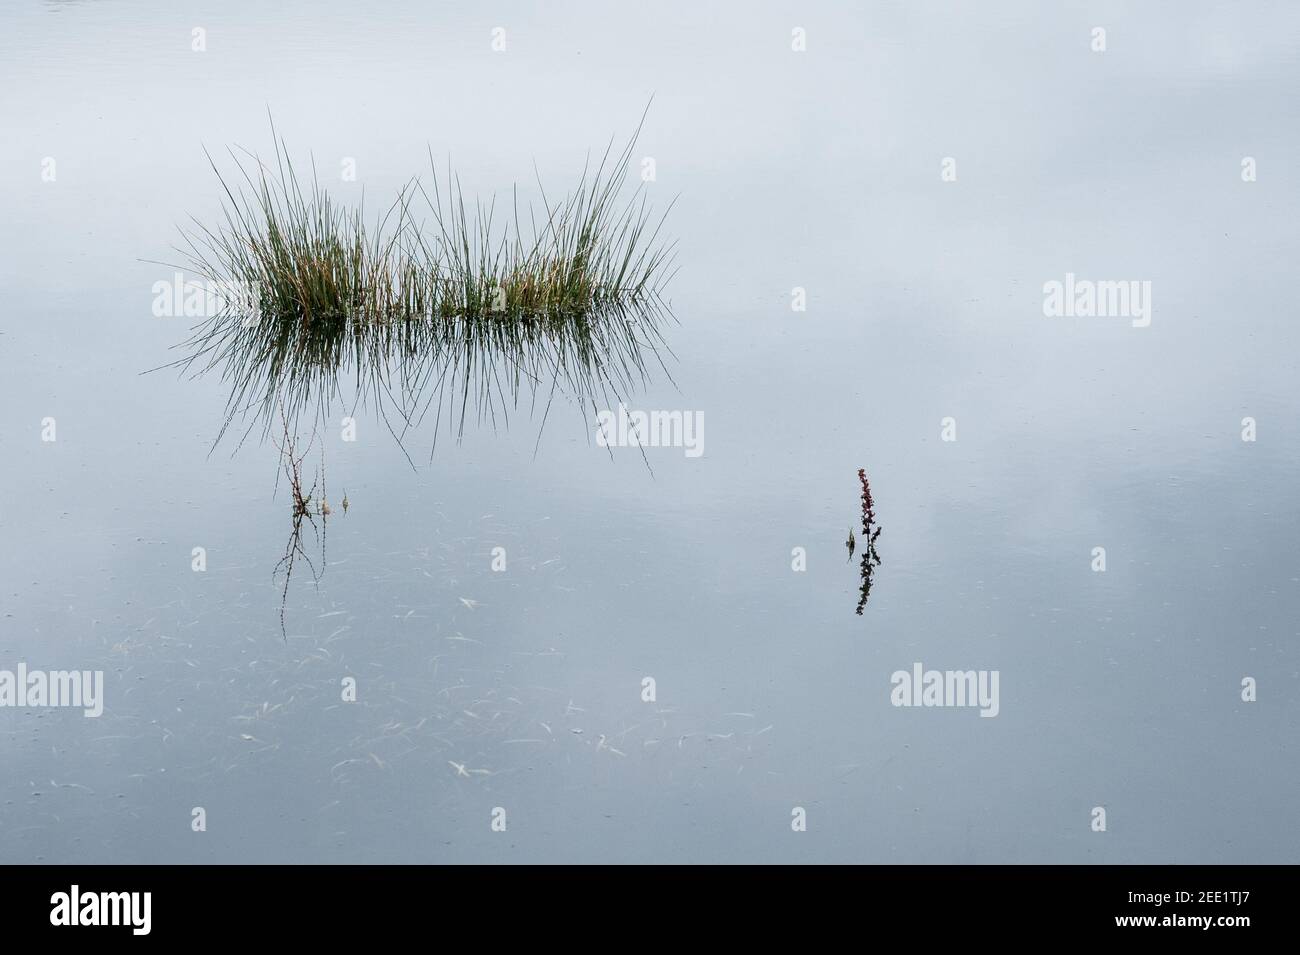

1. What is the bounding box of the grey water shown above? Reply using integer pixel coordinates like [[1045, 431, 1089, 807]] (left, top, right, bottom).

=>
[[2, 0, 1298, 863]]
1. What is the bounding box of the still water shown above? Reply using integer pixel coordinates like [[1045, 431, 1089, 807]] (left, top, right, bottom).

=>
[[2, 1, 1298, 863]]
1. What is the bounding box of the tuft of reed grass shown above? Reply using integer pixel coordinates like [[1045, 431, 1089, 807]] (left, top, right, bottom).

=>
[[160, 113, 677, 457]]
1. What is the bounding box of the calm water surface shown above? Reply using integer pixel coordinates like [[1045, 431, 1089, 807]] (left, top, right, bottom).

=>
[[1, 0, 1298, 862]]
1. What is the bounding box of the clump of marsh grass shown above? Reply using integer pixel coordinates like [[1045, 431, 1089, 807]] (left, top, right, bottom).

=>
[[159, 112, 677, 458]]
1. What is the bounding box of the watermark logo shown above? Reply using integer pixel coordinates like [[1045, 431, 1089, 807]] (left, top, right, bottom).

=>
[[0, 664, 103, 717], [1043, 273, 1151, 327], [151, 272, 261, 321], [890, 662, 999, 717], [595, 404, 704, 458], [50, 886, 150, 935]]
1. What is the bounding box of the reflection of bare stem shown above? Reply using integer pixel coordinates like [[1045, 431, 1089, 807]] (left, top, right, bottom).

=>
[[271, 408, 326, 639], [855, 468, 883, 615]]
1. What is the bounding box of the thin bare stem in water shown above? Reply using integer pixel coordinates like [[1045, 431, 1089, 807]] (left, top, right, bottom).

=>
[[272, 409, 326, 638]]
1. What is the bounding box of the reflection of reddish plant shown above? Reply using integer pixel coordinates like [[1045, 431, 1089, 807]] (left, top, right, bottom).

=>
[[856, 468, 882, 615]]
